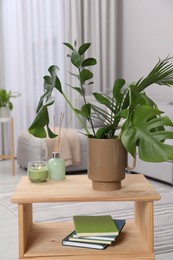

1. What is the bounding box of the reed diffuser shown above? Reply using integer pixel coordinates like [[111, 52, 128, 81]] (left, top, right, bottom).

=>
[[48, 113, 65, 181]]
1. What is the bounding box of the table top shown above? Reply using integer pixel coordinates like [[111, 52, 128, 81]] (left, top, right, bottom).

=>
[[11, 174, 161, 203]]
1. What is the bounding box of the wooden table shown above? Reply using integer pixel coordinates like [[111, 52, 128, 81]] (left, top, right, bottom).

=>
[[11, 174, 160, 260]]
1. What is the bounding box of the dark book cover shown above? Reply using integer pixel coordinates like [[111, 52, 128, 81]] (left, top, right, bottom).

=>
[[62, 231, 108, 250]]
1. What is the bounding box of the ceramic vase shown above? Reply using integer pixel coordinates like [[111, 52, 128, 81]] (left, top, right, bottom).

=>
[[88, 138, 126, 191]]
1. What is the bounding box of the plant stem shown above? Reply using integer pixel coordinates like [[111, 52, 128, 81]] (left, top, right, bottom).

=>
[[62, 93, 90, 135], [78, 67, 96, 136]]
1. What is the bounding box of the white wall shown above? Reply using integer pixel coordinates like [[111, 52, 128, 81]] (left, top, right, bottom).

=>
[[121, 0, 173, 102]]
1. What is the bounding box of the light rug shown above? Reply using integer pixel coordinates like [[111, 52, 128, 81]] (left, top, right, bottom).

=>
[[0, 166, 173, 255]]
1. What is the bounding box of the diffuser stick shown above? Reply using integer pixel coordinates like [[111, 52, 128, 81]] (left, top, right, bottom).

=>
[[53, 115, 56, 152], [59, 115, 72, 152], [57, 112, 64, 153]]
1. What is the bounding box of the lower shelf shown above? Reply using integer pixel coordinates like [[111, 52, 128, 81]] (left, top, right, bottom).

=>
[[22, 220, 154, 259]]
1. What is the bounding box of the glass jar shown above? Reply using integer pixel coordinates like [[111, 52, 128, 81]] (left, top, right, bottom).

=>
[[27, 161, 48, 183]]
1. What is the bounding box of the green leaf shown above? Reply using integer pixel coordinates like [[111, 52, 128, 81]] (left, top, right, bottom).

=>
[[81, 58, 97, 67], [74, 108, 88, 118], [137, 56, 173, 91], [36, 91, 52, 113], [28, 107, 48, 138], [93, 92, 111, 107], [73, 87, 82, 95], [71, 50, 82, 68], [44, 96, 55, 107], [67, 71, 79, 80], [36, 67, 59, 114], [29, 94, 56, 138], [81, 104, 91, 118], [48, 65, 59, 78], [66, 84, 83, 95], [129, 84, 152, 110], [78, 43, 91, 55], [63, 42, 74, 50], [120, 105, 173, 162], [95, 126, 113, 139], [43, 76, 53, 89], [80, 69, 93, 83], [54, 76, 63, 93], [46, 125, 58, 138], [117, 109, 128, 118], [113, 79, 125, 102], [28, 126, 47, 138]]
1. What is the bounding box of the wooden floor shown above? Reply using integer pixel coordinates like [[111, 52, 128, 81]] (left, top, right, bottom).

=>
[[0, 159, 173, 260]]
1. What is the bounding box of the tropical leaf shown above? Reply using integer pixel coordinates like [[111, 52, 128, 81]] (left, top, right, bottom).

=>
[[128, 84, 154, 112], [29, 96, 56, 138], [29, 107, 48, 138], [120, 105, 173, 162], [81, 58, 97, 67], [71, 50, 82, 68], [67, 71, 79, 79], [137, 56, 173, 91], [43, 75, 53, 89], [93, 92, 112, 107], [74, 108, 88, 118], [46, 125, 58, 138], [95, 125, 114, 139], [36, 90, 52, 113], [36, 66, 60, 113], [78, 43, 91, 55], [66, 84, 83, 95], [117, 109, 128, 119], [81, 104, 91, 118], [54, 76, 62, 93], [63, 42, 74, 50], [48, 65, 59, 78], [80, 69, 93, 83], [113, 79, 126, 103]]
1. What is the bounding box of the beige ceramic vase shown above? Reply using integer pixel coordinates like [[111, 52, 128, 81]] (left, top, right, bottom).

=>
[[88, 138, 127, 191]]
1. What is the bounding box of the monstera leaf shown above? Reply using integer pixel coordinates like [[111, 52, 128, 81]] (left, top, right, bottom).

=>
[[120, 105, 173, 162], [28, 96, 57, 138]]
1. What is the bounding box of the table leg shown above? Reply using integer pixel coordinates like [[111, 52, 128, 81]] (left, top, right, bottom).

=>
[[134, 201, 154, 253], [18, 203, 32, 258]]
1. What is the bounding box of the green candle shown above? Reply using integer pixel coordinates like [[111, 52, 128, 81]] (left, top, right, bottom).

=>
[[27, 161, 48, 183]]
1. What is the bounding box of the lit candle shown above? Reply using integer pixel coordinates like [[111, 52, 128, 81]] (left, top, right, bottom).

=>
[[27, 161, 48, 183]]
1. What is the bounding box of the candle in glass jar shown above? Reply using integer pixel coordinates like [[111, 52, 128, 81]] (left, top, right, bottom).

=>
[[27, 161, 48, 183]]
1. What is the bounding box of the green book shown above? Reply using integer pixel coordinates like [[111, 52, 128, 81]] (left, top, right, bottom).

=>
[[72, 219, 126, 241], [69, 231, 112, 244], [73, 215, 119, 237]]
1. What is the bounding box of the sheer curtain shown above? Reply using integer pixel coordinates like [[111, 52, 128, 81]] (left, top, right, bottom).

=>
[[0, 0, 65, 154], [0, 0, 120, 153], [64, 0, 121, 127]]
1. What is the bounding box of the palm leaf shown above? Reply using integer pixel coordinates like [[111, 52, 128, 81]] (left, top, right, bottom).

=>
[[137, 56, 173, 91]]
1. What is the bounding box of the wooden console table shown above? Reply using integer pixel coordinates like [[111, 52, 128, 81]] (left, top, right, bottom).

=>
[[11, 174, 160, 260]]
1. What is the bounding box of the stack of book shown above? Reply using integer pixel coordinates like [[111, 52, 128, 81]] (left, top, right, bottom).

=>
[[62, 215, 126, 250]]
